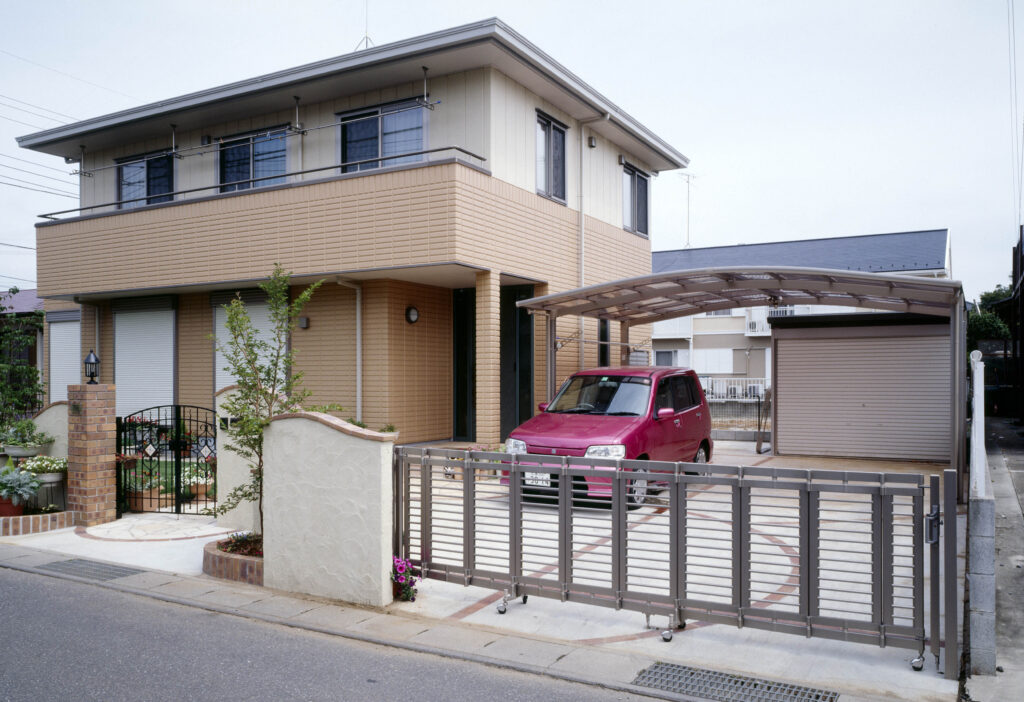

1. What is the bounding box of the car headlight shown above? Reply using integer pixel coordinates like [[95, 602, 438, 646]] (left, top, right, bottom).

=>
[[585, 445, 626, 459], [505, 438, 527, 455]]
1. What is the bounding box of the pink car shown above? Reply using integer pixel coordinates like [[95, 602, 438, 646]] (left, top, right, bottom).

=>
[[505, 367, 713, 506]]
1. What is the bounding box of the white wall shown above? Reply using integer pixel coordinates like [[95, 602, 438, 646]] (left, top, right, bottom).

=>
[[263, 413, 397, 607], [213, 387, 260, 533], [32, 402, 69, 457]]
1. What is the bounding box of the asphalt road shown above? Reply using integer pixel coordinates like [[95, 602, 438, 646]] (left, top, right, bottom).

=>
[[0, 568, 647, 702]]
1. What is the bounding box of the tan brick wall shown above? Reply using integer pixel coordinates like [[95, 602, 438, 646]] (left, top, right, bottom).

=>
[[475, 270, 501, 446], [177, 293, 213, 407], [291, 283, 358, 412], [361, 280, 391, 430], [66, 384, 116, 527]]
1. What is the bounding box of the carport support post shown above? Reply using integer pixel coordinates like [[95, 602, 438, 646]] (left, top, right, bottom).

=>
[[950, 293, 966, 499], [546, 314, 557, 401], [619, 322, 630, 365], [66, 383, 117, 527]]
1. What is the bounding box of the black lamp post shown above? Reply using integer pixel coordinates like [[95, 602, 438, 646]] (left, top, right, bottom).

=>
[[84, 350, 99, 384]]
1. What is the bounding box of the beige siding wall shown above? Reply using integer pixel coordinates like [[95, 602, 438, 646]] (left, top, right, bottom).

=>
[[291, 283, 358, 413], [693, 315, 745, 334], [177, 293, 213, 407]]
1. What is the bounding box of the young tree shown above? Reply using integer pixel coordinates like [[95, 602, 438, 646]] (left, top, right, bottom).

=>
[[0, 287, 44, 427], [210, 265, 322, 533]]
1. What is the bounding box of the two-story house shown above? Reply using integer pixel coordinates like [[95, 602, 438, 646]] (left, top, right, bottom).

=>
[[651, 229, 950, 396], [17, 18, 688, 446]]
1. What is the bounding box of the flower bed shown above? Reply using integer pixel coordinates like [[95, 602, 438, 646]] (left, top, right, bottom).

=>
[[0, 510, 74, 536], [203, 538, 263, 586]]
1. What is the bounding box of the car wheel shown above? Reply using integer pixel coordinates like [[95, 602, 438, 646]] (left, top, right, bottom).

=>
[[693, 446, 708, 464], [626, 477, 649, 509]]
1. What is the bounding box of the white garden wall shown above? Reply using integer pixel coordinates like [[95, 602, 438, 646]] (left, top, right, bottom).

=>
[[33, 402, 69, 456], [262, 412, 397, 606], [214, 386, 260, 532]]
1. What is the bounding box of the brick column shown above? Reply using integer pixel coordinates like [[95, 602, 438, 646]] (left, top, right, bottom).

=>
[[67, 384, 117, 526], [475, 270, 501, 447]]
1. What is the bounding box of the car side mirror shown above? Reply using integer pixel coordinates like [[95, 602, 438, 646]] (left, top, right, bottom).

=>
[[538, 402, 549, 412], [656, 407, 674, 420]]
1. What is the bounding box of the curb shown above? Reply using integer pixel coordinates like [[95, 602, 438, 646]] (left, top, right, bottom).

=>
[[0, 555, 685, 702]]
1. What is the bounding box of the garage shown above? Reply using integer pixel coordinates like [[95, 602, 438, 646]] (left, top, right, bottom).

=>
[[113, 297, 175, 416], [771, 314, 950, 461]]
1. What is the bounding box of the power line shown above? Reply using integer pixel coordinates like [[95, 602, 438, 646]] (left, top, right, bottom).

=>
[[0, 163, 78, 186], [0, 274, 36, 286], [0, 48, 138, 100], [0, 152, 72, 174], [0, 242, 35, 251], [0, 179, 78, 198], [0, 173, 77, 195], [0, 99, 68, 125], [1009, 0, 1021, 227], [0, 93, 78, 121], [0, 112, 45, 130]]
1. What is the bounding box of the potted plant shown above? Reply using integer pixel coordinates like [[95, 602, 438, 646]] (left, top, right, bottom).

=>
[[1, 419, 55, 458], [124, 466, 163, 512], [0, 460, 41, 517], [391, 555, 419, 601], [22, 455, 67, 486]]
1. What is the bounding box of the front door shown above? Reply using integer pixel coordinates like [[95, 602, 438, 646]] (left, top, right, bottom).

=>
[[500, 285, 534, 440]]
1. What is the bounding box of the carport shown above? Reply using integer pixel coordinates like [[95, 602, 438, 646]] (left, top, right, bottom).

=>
[[516, 266, 967, 476]]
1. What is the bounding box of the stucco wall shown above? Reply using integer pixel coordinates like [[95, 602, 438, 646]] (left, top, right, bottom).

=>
[[262, 413, 395, 607], [213, 387, 260, 532], [32, 402, 68, 456]]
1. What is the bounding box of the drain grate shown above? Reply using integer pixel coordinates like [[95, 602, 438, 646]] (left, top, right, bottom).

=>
[[633, 662, 839, 702], [37, 559, 144, 582]]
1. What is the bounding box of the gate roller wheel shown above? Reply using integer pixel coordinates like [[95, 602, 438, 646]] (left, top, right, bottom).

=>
[[677, 620, 686, 630], [911, 656, 924, 672], [497, 603, 507, 615], [522, 595, 528, 604], [661, 630, 673, 642]]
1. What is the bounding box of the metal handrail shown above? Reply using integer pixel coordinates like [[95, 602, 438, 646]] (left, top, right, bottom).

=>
[[38, 145, 487, 220]]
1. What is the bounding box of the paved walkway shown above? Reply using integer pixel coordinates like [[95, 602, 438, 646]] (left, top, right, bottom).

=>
[[963, 416, 1024, 701], [1, 510, 960, 702]]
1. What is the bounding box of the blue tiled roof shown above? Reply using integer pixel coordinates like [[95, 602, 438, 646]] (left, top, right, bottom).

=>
[[653, 230, 948, 274]]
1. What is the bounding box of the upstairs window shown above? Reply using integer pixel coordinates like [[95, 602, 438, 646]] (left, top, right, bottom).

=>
[[340, 101, 424, 173], [117, 153, 173, 209], [536, 112, 566, 202], [220, 127, 287, 193], [622, 163, 649, 235]]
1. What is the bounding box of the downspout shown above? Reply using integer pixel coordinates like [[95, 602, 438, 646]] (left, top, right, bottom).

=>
[[335, 278, 363, 422], [577, 113, 610, 370]]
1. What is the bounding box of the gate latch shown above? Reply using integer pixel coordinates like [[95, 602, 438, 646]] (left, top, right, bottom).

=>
[[924, 506, 940, 544]]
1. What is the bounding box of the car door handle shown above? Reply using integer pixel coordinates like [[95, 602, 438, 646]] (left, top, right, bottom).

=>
[[695, 412, 702, 419], [674, 419, 680, 426]]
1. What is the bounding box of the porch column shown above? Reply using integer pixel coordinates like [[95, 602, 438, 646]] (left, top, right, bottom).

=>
[[619, 322, 631, 365], [67, 383, 117, 526], [475, 270, 501, 447], [546, 314, 557, 402]]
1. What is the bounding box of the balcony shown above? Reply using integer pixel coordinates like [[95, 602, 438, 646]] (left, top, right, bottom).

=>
[[745, 305, 808, 336]]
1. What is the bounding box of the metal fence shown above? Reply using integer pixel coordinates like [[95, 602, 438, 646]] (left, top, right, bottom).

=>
[[394, 447, 958, 677]]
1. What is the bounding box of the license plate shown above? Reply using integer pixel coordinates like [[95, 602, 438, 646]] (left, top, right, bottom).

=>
[[524, 472, 551, 487]]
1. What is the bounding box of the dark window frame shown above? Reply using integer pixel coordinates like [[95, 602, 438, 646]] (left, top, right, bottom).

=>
[[598, 319, 610, 367], [218, 124, 289, 194], [535, 110, 567, 204], [622, 162, 650, 236], [337, 99, 426, 174], [116, 151, 174, 209]]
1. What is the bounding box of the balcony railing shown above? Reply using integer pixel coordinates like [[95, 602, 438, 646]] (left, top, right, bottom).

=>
[[39, 145, 487, 221], [699, 376, 770, 400]]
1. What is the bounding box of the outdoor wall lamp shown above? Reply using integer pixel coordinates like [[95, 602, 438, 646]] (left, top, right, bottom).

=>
[[405, 306, 420, 324], [84, 350, 99, 384]]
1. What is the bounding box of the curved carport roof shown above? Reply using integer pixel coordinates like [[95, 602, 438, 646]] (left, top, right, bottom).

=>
[[517, 266, 966, 476], [516, 266, 963, 324]]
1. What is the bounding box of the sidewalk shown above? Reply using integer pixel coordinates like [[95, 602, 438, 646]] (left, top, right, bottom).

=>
[[963, 416, 1024, 701]]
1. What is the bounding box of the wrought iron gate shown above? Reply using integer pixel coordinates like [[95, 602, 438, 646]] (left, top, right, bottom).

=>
[[116, 405, 217, 516], [394, 447, 959, 678]]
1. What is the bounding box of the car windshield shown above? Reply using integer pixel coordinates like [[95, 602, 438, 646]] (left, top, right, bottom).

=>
[[546, 375, 652, 416]]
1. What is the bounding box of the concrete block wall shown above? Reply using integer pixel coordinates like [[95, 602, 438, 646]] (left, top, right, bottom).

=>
[[262, 412, 397, 607]]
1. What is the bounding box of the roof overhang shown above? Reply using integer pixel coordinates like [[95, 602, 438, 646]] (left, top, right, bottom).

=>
[[16, 18, 687, 173], [517, 266, 965, 325]]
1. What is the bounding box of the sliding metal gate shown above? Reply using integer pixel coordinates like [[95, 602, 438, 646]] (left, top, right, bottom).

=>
[[394, 447, 959, 678]]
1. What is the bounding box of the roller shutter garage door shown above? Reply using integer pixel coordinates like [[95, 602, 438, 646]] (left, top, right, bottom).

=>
[[114, 307, 175, 416], [214, 300, 274, 392], [775, 335, 950, 461], [48, 320, 81, 403]]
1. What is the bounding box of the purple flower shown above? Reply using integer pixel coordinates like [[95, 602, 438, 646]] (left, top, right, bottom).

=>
[[395, 562, 406, 574], [398, 575, 406, 584]]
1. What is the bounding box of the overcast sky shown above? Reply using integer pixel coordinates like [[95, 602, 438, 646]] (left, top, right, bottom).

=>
[[0, 0, 1017, 301]]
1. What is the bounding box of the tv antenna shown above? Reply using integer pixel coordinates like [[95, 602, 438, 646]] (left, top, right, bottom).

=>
[[354, 0, 375, 51]]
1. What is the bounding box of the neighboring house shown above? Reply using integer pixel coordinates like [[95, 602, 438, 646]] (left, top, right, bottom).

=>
[[651, 229, 951, 393], [17, 18, 687, 445]]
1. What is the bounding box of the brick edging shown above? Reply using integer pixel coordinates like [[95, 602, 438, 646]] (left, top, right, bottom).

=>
[[202, 539, 263, 585], [0, 510, 75, 536]]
